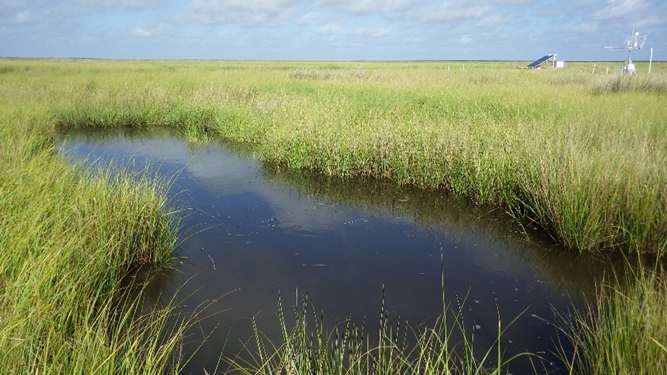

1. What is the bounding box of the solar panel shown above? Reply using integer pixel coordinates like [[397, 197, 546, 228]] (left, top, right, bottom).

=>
[[527, 54, 555, 68]]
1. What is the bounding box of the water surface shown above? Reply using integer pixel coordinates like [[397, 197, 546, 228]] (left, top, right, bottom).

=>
[[58, 128, 614, 374]]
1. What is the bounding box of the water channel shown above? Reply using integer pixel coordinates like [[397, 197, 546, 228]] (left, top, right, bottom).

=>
[[58, 128, 618, 374]]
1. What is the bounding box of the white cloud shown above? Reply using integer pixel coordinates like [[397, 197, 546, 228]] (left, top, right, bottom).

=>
[[217, 29, 231, 38], [353, 25, 395, 38], [189, 0, 302, 26], [11, 9, 32, 23], [0, 0, 32, 24], [455, 35, 473, 44], [80, 0, 166, 10], [635, 14, 666, 28], [299, 12, 329, 25], [1, 0, 168, 30], [592, 0, 646, 20], [0, 0, 25, 10], [132, 26, 154, 37], [318, 0, 420, 15], [419, 2, 494, 22], [317, 0, 532, 23], [318, 23, 341, 35], [1, 0, 666, 61], [474, 14, 513, 28], [485, 0, 533, 5], [572, 21, 598, 33], [318, 23, 395, 38]]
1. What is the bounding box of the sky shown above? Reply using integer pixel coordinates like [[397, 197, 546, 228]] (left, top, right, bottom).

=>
[[1, 0, 666, 61]]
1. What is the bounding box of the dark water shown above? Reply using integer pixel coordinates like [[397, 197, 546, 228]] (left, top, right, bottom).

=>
[[58, 128, 616, 374]]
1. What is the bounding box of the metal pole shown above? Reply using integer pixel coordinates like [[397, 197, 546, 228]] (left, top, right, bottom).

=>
[[649, 48, 653, 74]]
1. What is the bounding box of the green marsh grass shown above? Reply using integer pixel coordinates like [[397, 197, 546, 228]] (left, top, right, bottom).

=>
[[1, 59, 666, 372], [559, 263, 667, 374], [227, 254, 533, 375], [0, 73, 196, 371], [0, 151, 192, 373]]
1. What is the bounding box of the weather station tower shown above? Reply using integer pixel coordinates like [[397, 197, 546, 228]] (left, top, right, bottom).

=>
[[605, 27, 647, 74]]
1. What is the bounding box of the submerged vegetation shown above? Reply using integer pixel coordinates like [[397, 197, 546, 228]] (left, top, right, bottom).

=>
[[1, 58, 666, 373]]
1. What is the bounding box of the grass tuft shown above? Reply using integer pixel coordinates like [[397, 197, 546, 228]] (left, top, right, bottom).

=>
[[558, 262, 667, 374], [0, 124, 190, 372], [225, 251, 536, 374]]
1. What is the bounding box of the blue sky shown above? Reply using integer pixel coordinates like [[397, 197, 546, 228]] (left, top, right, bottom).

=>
[[1, 0, 665, 61]]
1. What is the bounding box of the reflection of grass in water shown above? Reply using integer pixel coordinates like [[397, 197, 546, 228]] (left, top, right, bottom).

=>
[[226, 252, 537, 374], [260, 163, 620, 300]]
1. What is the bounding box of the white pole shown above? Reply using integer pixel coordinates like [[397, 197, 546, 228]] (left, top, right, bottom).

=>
[[649, 48, 653, 74]]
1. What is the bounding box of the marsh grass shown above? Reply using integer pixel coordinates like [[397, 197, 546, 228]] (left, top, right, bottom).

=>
[[558, 262, 667, 374], [225, 250, 535, 375], [289, 67, 395, 82], [1, 58, 666, 372], [590, 74, 667, 94], [0, 126, 193, 372]]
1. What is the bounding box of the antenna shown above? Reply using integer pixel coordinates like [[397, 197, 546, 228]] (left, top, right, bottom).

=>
[[605, 26, 648, 74]]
